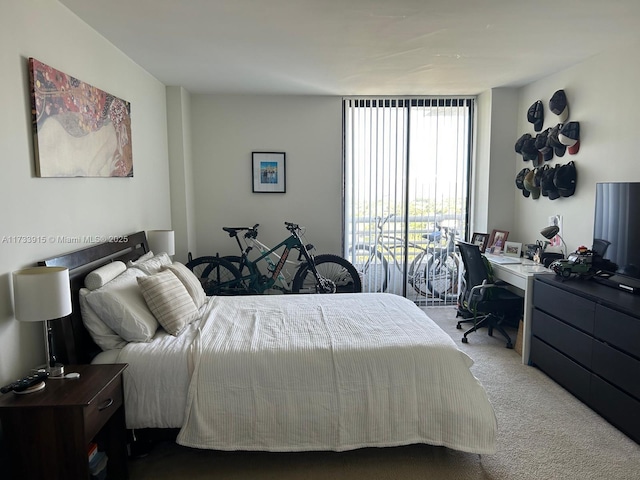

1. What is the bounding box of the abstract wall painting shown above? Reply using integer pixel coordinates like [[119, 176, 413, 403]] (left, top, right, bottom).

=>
[[28, 58, 133, 177]]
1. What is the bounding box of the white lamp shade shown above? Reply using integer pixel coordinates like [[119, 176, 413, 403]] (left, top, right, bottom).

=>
[[147, 230, 175, 256], [13, 267, 72, 322]]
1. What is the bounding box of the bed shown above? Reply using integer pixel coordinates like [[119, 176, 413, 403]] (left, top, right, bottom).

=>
[[41, 232, 497, 455]]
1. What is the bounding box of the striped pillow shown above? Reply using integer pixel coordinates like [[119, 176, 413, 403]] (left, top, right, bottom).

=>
[[163, 262, 206, 308], [137, 270, 198, 336]]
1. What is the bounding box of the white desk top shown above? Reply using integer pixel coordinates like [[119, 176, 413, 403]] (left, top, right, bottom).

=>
[[487, 257, 552, 280]]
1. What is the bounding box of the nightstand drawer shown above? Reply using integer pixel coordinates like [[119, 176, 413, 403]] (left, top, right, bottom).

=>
[[84, 375, 123, 443]]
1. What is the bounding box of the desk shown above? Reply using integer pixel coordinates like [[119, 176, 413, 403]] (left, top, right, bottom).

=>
[[486, 258, 553, 364]]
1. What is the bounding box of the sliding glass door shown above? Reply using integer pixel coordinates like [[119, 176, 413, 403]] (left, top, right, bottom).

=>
[[343, 97, 473, 305]]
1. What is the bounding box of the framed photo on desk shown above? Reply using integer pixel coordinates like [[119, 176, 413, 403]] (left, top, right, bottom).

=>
[[471, 232, 489, 252], [487, 229, 509, 254], [504, 241, 522, 258]]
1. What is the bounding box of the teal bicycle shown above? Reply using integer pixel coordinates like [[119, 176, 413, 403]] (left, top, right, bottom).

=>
[[186, 222, 362, 295]]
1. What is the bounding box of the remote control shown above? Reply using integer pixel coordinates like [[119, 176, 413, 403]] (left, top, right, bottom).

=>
[[1, 371, 48, 394]]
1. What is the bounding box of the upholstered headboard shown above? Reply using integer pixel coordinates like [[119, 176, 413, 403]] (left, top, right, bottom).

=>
[[38, 231, 150, 364]]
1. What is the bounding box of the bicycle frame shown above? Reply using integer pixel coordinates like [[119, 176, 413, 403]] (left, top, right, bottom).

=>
[[230, 224, 316, 293], [367, 214, 449, 271]]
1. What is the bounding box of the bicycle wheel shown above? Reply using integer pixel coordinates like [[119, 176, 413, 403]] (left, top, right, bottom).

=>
[[349, 244, 388, 292], [427, 252, 460, 301], [291, 254, 362, 294], [185, 256, 243, 295], [408, 251, 431, 297]]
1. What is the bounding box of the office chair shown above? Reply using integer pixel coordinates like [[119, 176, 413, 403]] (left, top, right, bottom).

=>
[[456, 241, 524, 348]]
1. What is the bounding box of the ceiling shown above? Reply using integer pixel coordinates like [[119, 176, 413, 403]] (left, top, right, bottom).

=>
[[59, 0, 640, 96]]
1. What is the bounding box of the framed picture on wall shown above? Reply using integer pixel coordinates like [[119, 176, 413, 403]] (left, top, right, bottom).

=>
[[471, 232, 489, 252], [487, 229, 509, 254], [252, 152, 286, 193]]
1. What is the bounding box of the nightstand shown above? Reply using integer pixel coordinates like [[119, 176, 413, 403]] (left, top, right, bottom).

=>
[[0, 363, 128, 480]]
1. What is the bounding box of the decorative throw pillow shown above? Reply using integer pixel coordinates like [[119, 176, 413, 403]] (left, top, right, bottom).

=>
[[128, 252, 172, 275], [126, 250, 154, 269], [79, 288, 127, 351], [137, 270, 199, 336], [85, 267, 159, 342], [162, 262, 206, 308], [84, 261, 127, 291]]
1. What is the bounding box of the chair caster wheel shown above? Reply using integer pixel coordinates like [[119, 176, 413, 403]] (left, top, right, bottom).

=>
[[456, 323, 462, 330], [461, 337, 468, 344]]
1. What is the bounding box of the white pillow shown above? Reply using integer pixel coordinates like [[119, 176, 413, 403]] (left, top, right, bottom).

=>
[[84, 261, 127, 291], [85, 268, 159, 342], [137, 270, 198, 336], [126, 250, 154, 268], [128, 252, 172, 275], [79, 288, 127, 351], [162, 262, 206, 308]]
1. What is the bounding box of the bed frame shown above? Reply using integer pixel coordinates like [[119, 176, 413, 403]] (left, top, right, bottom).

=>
[[39, 231, 150, 365]]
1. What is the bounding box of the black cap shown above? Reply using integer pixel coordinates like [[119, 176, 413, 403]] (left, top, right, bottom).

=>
[[559, 121, 580, 154], [540, 165, 560, 200], [554, 161, 577, 197], [515, 168, 531, 197], [549, 90, 569, 122], [527, 100, 544, 132], [515, 133, 531, 155], [535, 128, 554, 162], [521, 136, 539, 162], [547, 123, 567, 157]]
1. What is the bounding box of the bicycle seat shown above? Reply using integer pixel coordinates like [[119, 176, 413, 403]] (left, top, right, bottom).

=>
[[223, 224, 259, 237]]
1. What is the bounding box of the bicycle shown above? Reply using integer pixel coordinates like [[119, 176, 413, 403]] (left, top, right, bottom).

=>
[[186, 222, 362, 295], [349, 214, 460, 300]]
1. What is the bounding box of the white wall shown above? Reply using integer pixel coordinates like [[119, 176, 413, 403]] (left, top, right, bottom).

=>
[[189, 95, 344, 258], [0, 0, 171, 384], [512, 41, 640, 251]]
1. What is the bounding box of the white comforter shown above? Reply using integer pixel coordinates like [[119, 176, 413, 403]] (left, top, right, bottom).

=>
[[167, 293, 497, 454]]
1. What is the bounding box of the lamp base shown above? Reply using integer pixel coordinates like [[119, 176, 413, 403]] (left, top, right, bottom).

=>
[[33, 363, 65, 378]]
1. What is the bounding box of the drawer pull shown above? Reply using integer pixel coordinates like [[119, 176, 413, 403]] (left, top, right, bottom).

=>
[[98, 398, 114, 411]]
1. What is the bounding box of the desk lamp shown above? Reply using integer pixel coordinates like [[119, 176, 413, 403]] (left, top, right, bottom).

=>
[[540, 225, 567, 258], [12, 266, 72, 377], [147, 230, 175, 257]]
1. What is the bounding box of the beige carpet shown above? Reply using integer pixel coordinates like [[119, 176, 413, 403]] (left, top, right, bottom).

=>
[[129, 306, 640, 480]]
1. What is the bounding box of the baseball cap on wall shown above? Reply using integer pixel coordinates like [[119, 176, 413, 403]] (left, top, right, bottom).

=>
[[547, 123, 567, 157], [524, 169, 541, 199], [549, 89, 569, 122], [540, 164, 561, 200], [554, 161, 577, 197], [515, 133, 532, 156], [515, 167, 531, 197], [535, 128, 554, 162], [558, 121, 580, 154], [521, 135, 539, 163], [527, 100, 544, 132]]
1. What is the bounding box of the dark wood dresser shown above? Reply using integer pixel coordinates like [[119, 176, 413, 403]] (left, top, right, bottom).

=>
[[531, 275, 640, 443]]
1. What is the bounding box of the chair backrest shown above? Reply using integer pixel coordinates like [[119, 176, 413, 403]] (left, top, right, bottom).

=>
[[457, 241, 493, 309]]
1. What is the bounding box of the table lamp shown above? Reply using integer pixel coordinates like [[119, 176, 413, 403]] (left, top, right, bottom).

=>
[[540, 225, 567, 257], [12, 266, 72, 377], [147, 230, 175, 256]]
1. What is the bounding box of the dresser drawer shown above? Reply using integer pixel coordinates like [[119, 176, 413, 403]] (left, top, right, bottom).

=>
[[590, 375, 640, 444], [533, 280, 596, 333], [594, 304, 640, 358], [592, 340, 640, 400], [530, 336, 591, 403], [532, 309, 593, 368], [84, 376, 123, 443]]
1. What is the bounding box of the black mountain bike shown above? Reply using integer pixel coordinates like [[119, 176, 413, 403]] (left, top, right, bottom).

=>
[[186, 222, 362, 295]]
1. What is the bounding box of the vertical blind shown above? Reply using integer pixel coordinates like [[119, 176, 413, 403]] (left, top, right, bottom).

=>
[[343, 97, 474, 305]]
